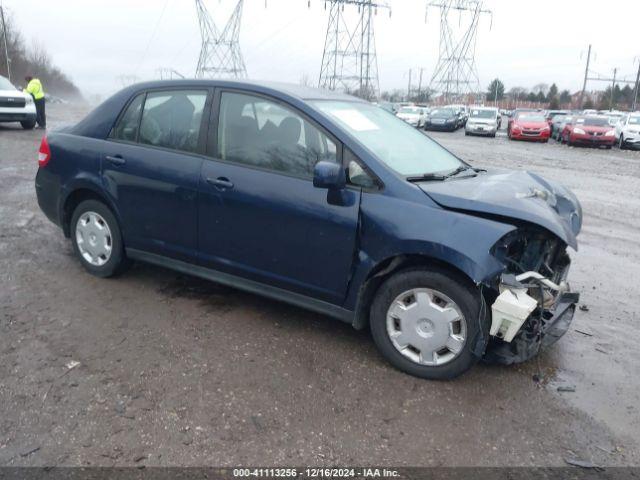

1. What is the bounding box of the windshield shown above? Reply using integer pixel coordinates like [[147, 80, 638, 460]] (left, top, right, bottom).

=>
[[629, 116, 640, 125], [0, 76, 17, 90], [430, 108, 454, 117], [312, 101, 463, 176], [517, 114, 545, 122], [575, 117, 609, 126], [399, 107, 420, 114], [470, 109, 496, 119]]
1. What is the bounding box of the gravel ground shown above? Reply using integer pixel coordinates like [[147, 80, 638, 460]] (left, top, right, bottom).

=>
[[0, 104, 639, 467]]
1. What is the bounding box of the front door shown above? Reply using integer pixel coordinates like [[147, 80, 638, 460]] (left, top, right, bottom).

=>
[[103, 89, 209, 261], [197, 91, 360, 305]]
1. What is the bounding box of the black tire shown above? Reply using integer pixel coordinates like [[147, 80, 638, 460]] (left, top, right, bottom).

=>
[[70, 199, 130, 278], [20, 119, 36, 130], [369, 267, 488, 380], [465, 131, 469, 136]]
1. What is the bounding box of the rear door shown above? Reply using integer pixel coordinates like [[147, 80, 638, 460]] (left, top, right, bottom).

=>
[[197, 90, 361, 305], [103, 88, 210, 262]]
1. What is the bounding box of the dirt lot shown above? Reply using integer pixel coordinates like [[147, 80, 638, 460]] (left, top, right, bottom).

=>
[[1, 104, 639, 467]]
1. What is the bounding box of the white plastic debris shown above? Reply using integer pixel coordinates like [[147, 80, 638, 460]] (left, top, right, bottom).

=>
[[490, 287, 538, 342], [65, 360, 81, 370]]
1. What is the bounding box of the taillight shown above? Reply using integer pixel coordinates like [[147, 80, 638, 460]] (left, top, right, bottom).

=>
[[38, 136, 51, 167]]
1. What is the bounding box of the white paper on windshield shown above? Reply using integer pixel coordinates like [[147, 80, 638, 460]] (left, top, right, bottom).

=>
[[331, 109, 380, 132]]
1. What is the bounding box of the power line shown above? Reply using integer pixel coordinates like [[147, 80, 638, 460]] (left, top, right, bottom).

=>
[[135, 0, 171, 76]]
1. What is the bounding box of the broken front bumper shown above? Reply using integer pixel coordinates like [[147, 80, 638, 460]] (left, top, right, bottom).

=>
[[484, 290, 579, 365]]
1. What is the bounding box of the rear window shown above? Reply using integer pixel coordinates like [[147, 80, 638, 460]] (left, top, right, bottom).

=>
[[139, 90, 207, 153]]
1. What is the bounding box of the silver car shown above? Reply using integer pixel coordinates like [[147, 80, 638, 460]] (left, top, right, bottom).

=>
[[465, 107, 499, 137]]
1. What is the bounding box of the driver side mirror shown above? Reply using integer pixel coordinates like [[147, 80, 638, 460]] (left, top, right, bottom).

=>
[[313, 161, 345, 190]]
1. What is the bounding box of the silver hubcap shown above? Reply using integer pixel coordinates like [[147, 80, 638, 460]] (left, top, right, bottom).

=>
[[75, 211, 113, 266], [386, 288, 467, 366]]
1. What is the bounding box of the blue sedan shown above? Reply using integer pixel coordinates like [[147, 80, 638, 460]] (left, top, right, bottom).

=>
[[35, 80, 581, 379]]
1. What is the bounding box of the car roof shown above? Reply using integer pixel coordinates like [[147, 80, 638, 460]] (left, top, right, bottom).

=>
[[123, 79, 364, 103]]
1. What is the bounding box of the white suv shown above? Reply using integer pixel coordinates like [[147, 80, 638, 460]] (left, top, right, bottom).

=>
[[615, 113, 640, 150], [0, 75, 37, 129]]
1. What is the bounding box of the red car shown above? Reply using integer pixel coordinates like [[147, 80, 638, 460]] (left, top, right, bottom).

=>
[[560, 116, 616, 149], [508, 112, 550, 142]]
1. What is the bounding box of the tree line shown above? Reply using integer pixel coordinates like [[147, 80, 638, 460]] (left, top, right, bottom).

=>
[[0, 9, 81, 98], [487, 78, 637, 110]]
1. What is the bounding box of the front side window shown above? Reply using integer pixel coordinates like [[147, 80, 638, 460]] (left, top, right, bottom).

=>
[[139, 90, 207, 153], [111, 93, 144, 142], [312, 100, 462, 177], [217, 92, 337, 177]]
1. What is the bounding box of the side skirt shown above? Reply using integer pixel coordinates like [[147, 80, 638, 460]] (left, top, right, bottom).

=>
[[126, 248, 355, 324]]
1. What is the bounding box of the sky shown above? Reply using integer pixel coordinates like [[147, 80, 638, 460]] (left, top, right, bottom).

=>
[[3, 0, 640, 99]]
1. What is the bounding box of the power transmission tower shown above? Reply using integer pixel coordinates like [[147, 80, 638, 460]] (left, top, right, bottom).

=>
[[426, 0, 491, 104], [195, 0, 247, 79], [318, 0, 391, 101]]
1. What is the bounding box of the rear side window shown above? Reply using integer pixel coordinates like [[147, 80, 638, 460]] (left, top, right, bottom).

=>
[[111, 94, 144, 142], [139, 90, 207, 153], [217, 92, 338, 178]]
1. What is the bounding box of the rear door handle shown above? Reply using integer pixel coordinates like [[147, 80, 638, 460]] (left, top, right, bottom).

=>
[[206, 177, 234, 190], [105, 155, 126, 166]]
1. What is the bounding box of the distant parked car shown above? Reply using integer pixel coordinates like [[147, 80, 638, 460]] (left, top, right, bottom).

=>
[[447, 104, 468, 127], [396, 105, 428, 128], [424, 107, 459, 131], [0, 74, 37, 129], [614, 113, 640, 149], [465, 107, 499, 137], [507, 108, 539, 135], [34, 79, 583, 379], [604, 111, 625, 127], [508, 112, 550, 142], [561, 116, 616, 148], [545, 110, 570, 126], [552, 115, 573, 140]]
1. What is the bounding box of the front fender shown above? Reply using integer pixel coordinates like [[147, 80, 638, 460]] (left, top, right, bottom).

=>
[[344, 193, 516, 313]]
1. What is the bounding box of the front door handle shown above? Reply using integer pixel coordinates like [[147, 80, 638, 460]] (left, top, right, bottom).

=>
[[105, 155, 126, 166], [206, 176, 234, 190]]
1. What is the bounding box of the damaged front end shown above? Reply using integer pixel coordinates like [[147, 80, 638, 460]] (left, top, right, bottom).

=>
[[484, 227, 580, 365]]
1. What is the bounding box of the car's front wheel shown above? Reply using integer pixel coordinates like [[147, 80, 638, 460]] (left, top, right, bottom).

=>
[[370, 268, 487, 380], [70, 199, 130, 277], [21, 119, 36, 130]]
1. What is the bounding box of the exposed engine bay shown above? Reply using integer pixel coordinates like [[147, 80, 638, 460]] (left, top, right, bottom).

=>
[[484, 226, 579, 364]]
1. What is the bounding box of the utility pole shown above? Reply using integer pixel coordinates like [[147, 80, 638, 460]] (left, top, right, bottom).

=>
[[578, 44, 592, 109], [417, 68, 423, 99], [633, 58, 640, 111], [609, 68, 617, 111], [407, 68, 412, 101], [0, 4, 10, 82]]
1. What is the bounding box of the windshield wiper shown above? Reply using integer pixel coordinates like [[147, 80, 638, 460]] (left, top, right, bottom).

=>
[[406, 173, 447, 182], [407, 166, 471, 182]]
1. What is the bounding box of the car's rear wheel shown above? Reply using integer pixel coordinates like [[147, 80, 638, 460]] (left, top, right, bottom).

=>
[[70, 200, 130, 278], [370, 268, 487, 380], [21, 119, 36, 130]]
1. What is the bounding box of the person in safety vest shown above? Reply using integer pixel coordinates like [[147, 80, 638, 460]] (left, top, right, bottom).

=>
[[24, 76, 46, 129]]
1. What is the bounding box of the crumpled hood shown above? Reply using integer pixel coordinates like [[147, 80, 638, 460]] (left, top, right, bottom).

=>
[[417, 169, 582, 250]]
